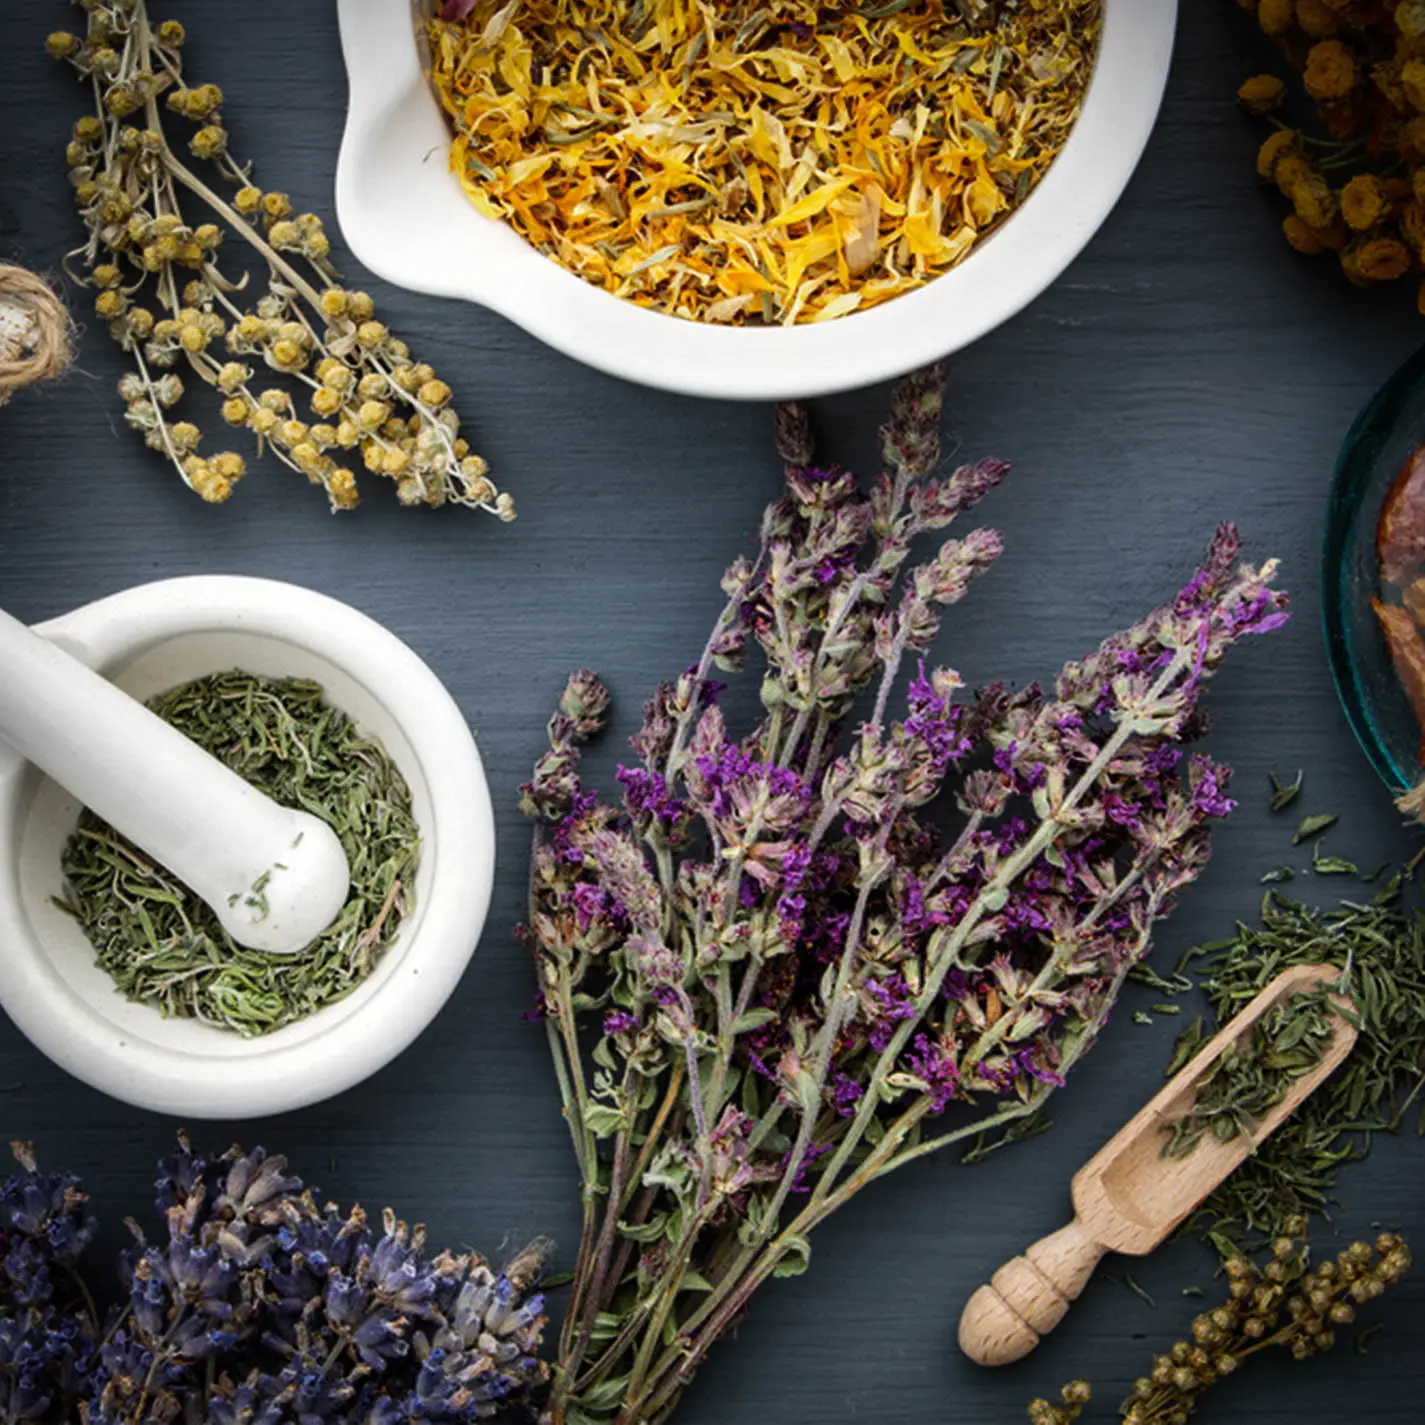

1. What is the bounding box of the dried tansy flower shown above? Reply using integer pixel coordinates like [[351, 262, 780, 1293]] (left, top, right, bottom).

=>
[[1031, 1224, 1411, 1424], [1237, 73, 1287, 112], [0, 1138, 550, 1423], [429, 1, 1101, 326], [1235, 1, 1425, 310], [51, 1, 510, 516]]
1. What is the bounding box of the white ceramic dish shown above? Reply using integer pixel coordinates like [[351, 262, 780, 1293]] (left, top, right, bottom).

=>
[[0, 576, 494, 1119], [335, 0, 1177, 401]]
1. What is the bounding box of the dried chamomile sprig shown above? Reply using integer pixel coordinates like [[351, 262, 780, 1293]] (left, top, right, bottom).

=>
[[1028, 1222, 1412, 1425], [49, 0, 511, 517]]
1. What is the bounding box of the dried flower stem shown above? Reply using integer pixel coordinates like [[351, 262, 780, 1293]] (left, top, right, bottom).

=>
[[50, 0, 511, 515]]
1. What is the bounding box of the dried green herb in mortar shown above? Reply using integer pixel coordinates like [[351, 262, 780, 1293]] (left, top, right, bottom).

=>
[[1175, 878, 1425, 1259], [1160, 986, 1340, 1160], [57, 670, 419, 1035]]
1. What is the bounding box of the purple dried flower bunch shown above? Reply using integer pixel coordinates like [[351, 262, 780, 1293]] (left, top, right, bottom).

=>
[[519, 368, 1287, 1425], [0, 1137, 548, 1423]]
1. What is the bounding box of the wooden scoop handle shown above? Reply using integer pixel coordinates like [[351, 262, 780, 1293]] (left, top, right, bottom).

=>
[[958, 1218, 1105, 1366]]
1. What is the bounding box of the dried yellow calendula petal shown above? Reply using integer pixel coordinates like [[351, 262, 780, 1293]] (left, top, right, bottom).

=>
[[428, 0, 1101, 326]]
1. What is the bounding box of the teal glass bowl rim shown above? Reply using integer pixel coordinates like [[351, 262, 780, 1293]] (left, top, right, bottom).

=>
[[1321, 341, 1425, 799]]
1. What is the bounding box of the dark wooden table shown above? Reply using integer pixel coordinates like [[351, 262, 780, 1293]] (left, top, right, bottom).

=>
[[3, 4, 1423, 1421]]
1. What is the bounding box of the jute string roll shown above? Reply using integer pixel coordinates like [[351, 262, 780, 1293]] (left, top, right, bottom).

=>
[[0, 263, 72, 405]]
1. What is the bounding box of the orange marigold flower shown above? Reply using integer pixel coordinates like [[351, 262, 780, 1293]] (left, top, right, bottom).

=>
[[1405, 59, 1425, 113], [1341, 174, 1389, 230], [1257, 129, 1299, 181], [1400, 198, 1425, 255], [1283, 214, 1325, 254], [1258, 0, 1294, 33], [1315, 220, 1351, 251], [1402, 119, 1425, 164], [1274, 153, 1315, 198], [1296, 0, 1340, 33], [1238, 74, 1287, 114], [1304, 40, 1359, 100], [1291, 173, 1338, 229], [1342, 236, 1413, 284], [1399, 0, 1425, 41]]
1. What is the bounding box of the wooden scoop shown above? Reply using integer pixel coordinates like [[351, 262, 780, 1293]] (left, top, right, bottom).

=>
[[957, 963, 1358, 1367]]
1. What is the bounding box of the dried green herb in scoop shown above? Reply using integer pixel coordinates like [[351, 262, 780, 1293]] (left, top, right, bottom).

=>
[[1160, 986, 1340, 1160], [57, 670, 419, 1035], [1173, 876, 1425, 1259]]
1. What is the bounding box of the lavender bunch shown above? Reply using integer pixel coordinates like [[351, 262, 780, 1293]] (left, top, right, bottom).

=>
[[0, 1139, 548, 1424], [518, 369, 1288, 1425], [0, 1143, 99, 1422]]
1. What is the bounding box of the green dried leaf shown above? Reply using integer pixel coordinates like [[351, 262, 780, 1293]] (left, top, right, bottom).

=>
[[1293, 813, 1338, 844], [1312, 842, 1358, 875], [584, 1103, 626, 1138], [771, 1234, 811, 1279], [1269, 769, 1304, 813]]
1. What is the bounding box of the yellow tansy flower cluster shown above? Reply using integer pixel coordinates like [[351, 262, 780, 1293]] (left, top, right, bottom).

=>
[[50, 1, 510, 519], [1236, 0, 1425, 313]]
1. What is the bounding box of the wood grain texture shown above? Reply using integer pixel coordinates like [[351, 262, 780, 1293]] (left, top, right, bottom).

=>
[[1, 3, 1424, 1421]]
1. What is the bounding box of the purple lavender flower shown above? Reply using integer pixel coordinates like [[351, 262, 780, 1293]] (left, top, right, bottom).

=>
[[617, 765, 688, 829], [604, 1009, 639, 1037], [782, 1142, 832, 1195], [1189, 756, 1237, 818], [906, 1034, 959, 1113], [830, 1075, 863, 1117]]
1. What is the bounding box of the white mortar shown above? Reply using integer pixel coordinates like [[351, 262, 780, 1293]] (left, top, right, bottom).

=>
[[0, 576, 495, 1119]]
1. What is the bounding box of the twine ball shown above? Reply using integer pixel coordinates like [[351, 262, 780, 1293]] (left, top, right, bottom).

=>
[[0, 263, 72, 405]]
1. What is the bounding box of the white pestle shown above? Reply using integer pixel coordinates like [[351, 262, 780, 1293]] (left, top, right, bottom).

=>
[[0, 605, 351, 955]]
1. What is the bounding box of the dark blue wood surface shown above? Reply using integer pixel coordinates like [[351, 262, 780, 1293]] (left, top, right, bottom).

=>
[[1, 3, 1423, 1420]]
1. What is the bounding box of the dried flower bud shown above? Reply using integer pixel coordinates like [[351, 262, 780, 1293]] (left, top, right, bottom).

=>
[[213, 362, 246, 395], [311, 386, 343, 417], [328, 467, 359, 508], [357, 400, 390, 431], [269, 338, 306, 370], [105, 83, 141, 118], [153, 374, 184, 408]]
